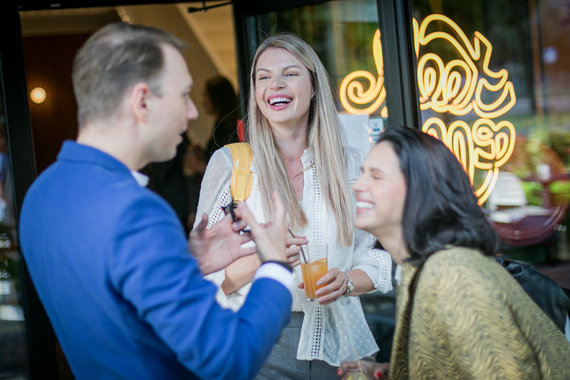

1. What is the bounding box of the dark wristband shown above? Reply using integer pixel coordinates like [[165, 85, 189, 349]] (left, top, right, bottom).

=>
[[262, 260, 293, 273]]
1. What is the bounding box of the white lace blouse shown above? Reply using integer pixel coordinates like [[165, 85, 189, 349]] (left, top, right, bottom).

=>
[[194, 146, 393, 366]]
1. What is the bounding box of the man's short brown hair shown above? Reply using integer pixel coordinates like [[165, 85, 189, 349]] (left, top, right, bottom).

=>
[[72, 22, 185, 126]]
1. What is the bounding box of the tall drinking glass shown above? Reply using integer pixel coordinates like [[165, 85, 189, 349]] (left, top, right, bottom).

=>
[[300, 244, 328, 300]]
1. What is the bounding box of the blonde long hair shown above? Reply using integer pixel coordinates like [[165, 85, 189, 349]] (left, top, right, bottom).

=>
[[246, 33, 353, 245]]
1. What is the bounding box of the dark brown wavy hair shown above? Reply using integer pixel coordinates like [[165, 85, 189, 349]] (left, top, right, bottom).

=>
[[377, 126, 499, 263]]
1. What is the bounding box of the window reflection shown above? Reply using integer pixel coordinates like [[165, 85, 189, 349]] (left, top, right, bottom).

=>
[[339, 14, 518, 205], [412, 0, 570, 265], [0, 115, 29, 377]]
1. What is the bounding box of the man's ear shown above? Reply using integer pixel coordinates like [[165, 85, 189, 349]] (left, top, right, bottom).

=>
[[130, 83, 152, 124]]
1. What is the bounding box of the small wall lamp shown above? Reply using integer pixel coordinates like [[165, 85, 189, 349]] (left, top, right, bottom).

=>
[[30, 87, 47, 104]]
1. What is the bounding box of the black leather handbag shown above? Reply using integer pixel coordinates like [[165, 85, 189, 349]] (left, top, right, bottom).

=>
[[496, 255, 570, 332]]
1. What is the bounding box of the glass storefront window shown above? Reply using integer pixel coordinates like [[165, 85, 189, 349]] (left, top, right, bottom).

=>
[[249, 0, 386, 154], [0, 87, 29, 378], [410, 0, 570, 265]]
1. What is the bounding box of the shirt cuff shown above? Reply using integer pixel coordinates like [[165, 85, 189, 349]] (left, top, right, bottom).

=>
[[255, 263, 295, 294]]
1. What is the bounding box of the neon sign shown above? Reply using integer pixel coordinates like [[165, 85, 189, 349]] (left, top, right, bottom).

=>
[[339, 29, 387, 118], [339, 14, 516, 204]]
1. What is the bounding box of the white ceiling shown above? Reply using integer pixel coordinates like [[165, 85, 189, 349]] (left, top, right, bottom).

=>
[[19, 3, 238, 88], [177, 3, 237, 88]]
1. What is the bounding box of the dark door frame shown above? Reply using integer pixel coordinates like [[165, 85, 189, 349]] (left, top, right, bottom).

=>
[[0, 4, 59, 379]]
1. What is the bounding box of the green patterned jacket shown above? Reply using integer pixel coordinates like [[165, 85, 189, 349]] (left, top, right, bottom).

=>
[[391, 247, 570, 379]]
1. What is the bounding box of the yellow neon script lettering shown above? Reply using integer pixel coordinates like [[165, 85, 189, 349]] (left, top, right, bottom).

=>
[[339, 14, 516, 204]]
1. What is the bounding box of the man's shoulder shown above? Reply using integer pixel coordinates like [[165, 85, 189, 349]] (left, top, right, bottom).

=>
[[23, 157, 164, 223]]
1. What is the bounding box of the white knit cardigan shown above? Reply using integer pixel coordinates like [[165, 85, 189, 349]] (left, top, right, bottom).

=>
[[194, 146, 393, 365]]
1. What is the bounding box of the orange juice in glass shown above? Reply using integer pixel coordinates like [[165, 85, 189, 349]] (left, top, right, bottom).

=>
[[301, 257, 328, 300]]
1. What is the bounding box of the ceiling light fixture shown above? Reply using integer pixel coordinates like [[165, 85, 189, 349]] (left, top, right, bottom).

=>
[[30, 87, 47, 104]]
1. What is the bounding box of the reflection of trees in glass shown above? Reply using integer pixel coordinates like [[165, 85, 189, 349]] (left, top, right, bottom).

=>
[[506, 135, 564, 178], [413, 0, 533, 106], [535, 129, 570, 169], [268, 6, 330, 67], [503, 131, 570, 206], [413, 0, 483, 32], [264, 1, 378, 106], [342, 23, 378, 73]]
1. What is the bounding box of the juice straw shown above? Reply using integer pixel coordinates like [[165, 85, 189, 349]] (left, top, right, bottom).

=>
[[288, 227, 308, 264], [354, 348, 364, 375]]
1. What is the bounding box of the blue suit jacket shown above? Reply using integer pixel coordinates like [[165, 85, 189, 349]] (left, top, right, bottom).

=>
[[19, 141, 291, 379]]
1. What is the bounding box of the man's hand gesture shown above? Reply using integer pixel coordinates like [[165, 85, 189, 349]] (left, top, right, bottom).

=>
[[189, 212, 254, 275], [237, 192, 288, 263], [189, 192, 288, 274]]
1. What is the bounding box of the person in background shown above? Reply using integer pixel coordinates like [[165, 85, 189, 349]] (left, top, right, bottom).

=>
[[338, 126, 570, 380], [202, 75, 240, 160], [142, 133, 191, 233], [144, 133, 207, 233], [19, 22, 295, 380], [183, 135, 207, 228], [195, 33, 393, 379]]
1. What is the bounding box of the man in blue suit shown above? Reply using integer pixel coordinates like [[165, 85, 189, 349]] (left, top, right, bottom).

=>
[[19, 22, 294, 380]]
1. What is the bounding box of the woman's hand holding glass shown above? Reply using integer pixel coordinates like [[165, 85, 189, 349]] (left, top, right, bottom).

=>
[[297, 267, 348, 304], [312, 267, 349, 304]]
